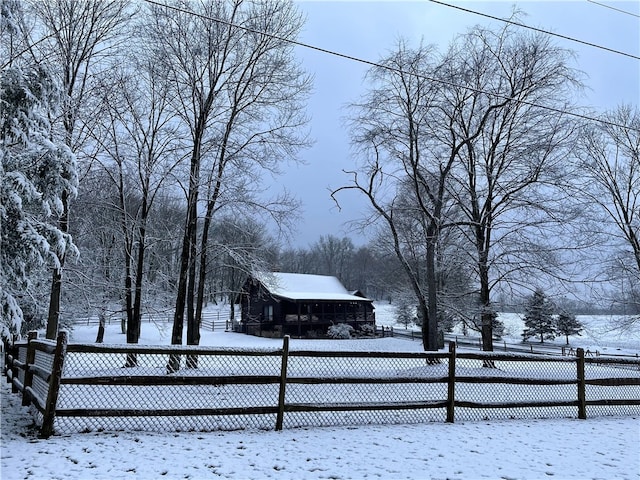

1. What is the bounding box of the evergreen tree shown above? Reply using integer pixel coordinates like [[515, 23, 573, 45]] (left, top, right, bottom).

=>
[[489, 310, 505, 340], [556, 310, 583, 345], [467, 304, 505, 340], [0, 65, 77, 338], [395, 301, 416, 329], [521, 288, 556, 343]]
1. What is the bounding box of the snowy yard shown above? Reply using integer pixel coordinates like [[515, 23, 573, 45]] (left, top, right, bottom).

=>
[[2, 381, 638, 480], [2, 306, 640, 479]]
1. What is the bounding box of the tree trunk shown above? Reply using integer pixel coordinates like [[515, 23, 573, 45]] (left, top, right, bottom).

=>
[[185, 214, 200, 369], [123, 249, 136, 366], [424, 239, 439, 353], [478, 256, 495, 367], [46, 191, 69, 339], [46, 269, 63, 340], [168, 144, 201, 374], [478, 256, 494, 352], [191, 134, 227, 366], [188, 205, 215, 369], [168, 209, 195, 373], [195, 204, 216, 329], [126, 224, 147, 368], [122, 231, 136, 366], [95, 313, 105, 343]]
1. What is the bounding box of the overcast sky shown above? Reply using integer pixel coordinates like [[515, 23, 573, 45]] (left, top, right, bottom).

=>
[[273, 0, 639, 248]]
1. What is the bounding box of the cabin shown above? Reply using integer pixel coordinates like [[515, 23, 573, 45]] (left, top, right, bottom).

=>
[[236, 272, 375, 337]]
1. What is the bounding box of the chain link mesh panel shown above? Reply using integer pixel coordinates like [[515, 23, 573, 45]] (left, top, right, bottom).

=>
[[454, 354, 581, 421], [16, 343, 27, 386], [585, 357, 640, 417], [31, 348, 53, 405], [54, 346, 284, 434], [282, 352, 449, 428]]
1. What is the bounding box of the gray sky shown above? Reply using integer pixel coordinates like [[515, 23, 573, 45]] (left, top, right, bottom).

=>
[[274, 0, 639, 248]]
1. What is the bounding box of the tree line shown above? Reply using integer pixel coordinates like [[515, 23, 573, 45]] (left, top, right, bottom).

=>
[[2, 1, 638, 358]]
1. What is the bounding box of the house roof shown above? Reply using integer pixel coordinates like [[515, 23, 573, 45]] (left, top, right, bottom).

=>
[[256, 272, 372, 302]]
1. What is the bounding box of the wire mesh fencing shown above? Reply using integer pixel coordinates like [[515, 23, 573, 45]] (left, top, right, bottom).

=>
[[57, 345, 285, 433], [454, 354, 584, 421], [4, 333, 639, 437], [282, 350, 451, 428], [584, 356, 640, 418]]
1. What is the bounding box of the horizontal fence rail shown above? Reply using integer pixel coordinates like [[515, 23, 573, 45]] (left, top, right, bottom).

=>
[[3, 332, 640, 437]]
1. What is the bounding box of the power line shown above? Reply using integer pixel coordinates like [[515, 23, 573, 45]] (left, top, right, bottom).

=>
[[586, 0, 640, 18], [427, 0, 640, 60], [141, 0, 638, 133]]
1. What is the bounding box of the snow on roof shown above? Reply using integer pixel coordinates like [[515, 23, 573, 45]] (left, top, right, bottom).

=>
[[257, 272, 372, 302]]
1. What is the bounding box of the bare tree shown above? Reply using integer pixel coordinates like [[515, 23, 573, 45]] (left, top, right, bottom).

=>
[[578, 105, 640, 323], [309, 236, 355, 280], [204, 216, 276, 321], [193, 0, 311, 357], [335, 41, 448, 351], [67, 168, 122, 313], [348, 245, 383, 297], [143, 0, 310, 372], [28, 0, 131, 338], [142, 0, 243, 372], [273, 239, 392, 300], [91, 50, 183, 363], [336, 40, 507, 351], [444, 22, 582, 351]]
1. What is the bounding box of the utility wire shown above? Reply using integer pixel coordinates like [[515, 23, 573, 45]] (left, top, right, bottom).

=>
[[586, 0, 640, 18], [427, 0, 640, 60], [142, 0, 638, 132]]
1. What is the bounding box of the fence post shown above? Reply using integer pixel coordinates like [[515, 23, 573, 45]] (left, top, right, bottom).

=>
[[2, 337, 8, 377], [40, 330, 68, 439], [276, 335, 290, 431], [7, 340, 20, 393], [10, 336, 20, 392], [22, 331, 38, 406], [576, 347, 586, 420], [446, 341, 456, 423]]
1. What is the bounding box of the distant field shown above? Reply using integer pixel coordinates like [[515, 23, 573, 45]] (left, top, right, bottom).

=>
[[372, 302, 640, 356]]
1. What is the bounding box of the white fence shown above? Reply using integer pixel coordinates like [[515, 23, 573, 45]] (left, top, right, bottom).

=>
[[72, 310, 231, 332]]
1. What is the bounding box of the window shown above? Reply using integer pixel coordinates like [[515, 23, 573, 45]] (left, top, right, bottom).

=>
[[263, 305, 273, 322]]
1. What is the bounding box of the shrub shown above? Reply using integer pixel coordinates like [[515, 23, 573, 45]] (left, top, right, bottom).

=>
[[358, 323, 375, 336], [327, 323, 354, 339]]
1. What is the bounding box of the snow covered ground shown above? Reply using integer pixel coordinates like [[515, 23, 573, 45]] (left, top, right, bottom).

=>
[[374, 302, 640, 356], [2, 303, 639, 479], [2, 383, 638, 480]]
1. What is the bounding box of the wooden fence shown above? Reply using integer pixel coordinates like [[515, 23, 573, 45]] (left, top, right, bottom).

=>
[[72, 311, 231, 331], [200, 311, 231, 331], [4, 331, 67, 438], [386, 327, 640, 358], [4, 332, 640, 438]]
